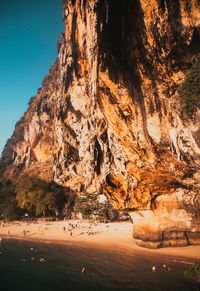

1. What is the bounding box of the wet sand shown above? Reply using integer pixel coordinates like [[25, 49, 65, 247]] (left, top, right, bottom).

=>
[[0, 220, 200, 261]]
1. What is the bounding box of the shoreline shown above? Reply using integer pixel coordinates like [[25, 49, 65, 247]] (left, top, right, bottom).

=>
[[1, 220, 200, 262]]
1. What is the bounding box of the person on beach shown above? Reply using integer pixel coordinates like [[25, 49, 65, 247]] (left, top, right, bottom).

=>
[[81, 267, 86, 273], [88, 226, 93, 235]]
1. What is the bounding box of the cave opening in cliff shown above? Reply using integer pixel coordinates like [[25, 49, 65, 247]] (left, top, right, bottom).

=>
[[94, 138, 103, 175], [189, 27, 200, 53], [106, 174, 117, 189]]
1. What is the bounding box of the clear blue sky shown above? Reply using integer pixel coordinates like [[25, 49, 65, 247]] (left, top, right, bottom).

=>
[[0, 0, 65, 155]]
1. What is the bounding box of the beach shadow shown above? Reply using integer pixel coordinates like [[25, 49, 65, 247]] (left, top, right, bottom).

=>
[[88, 231, 104, 236], [71, 232, 85, 238]]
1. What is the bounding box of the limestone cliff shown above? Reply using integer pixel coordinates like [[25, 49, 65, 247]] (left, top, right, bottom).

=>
[[1, 0, 200, 248]]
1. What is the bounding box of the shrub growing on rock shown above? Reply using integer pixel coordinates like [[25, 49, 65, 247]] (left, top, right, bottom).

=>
[[178, 64, 200, 118]]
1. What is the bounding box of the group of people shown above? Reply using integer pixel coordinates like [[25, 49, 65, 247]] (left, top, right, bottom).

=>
[[63, 222, 79, 236], [62, 222, 95, 237]]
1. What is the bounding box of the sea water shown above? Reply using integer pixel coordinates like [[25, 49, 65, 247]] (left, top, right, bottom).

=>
[[0, 239, 198, 291]]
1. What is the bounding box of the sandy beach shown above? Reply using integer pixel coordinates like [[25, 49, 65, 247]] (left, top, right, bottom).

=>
[[0, 220, 200, 261]]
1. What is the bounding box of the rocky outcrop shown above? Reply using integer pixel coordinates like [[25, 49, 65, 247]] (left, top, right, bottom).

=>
[[1, 0, 200, 248], [130, 192, 200, 248]]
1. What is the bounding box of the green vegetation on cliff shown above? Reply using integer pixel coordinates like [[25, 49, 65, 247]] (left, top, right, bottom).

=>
[[178, 64, 200, 118]]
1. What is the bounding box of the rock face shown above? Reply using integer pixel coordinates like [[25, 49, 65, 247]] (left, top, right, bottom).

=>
[[1, 0, 200, 248], [0, 60, 60, 182]]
